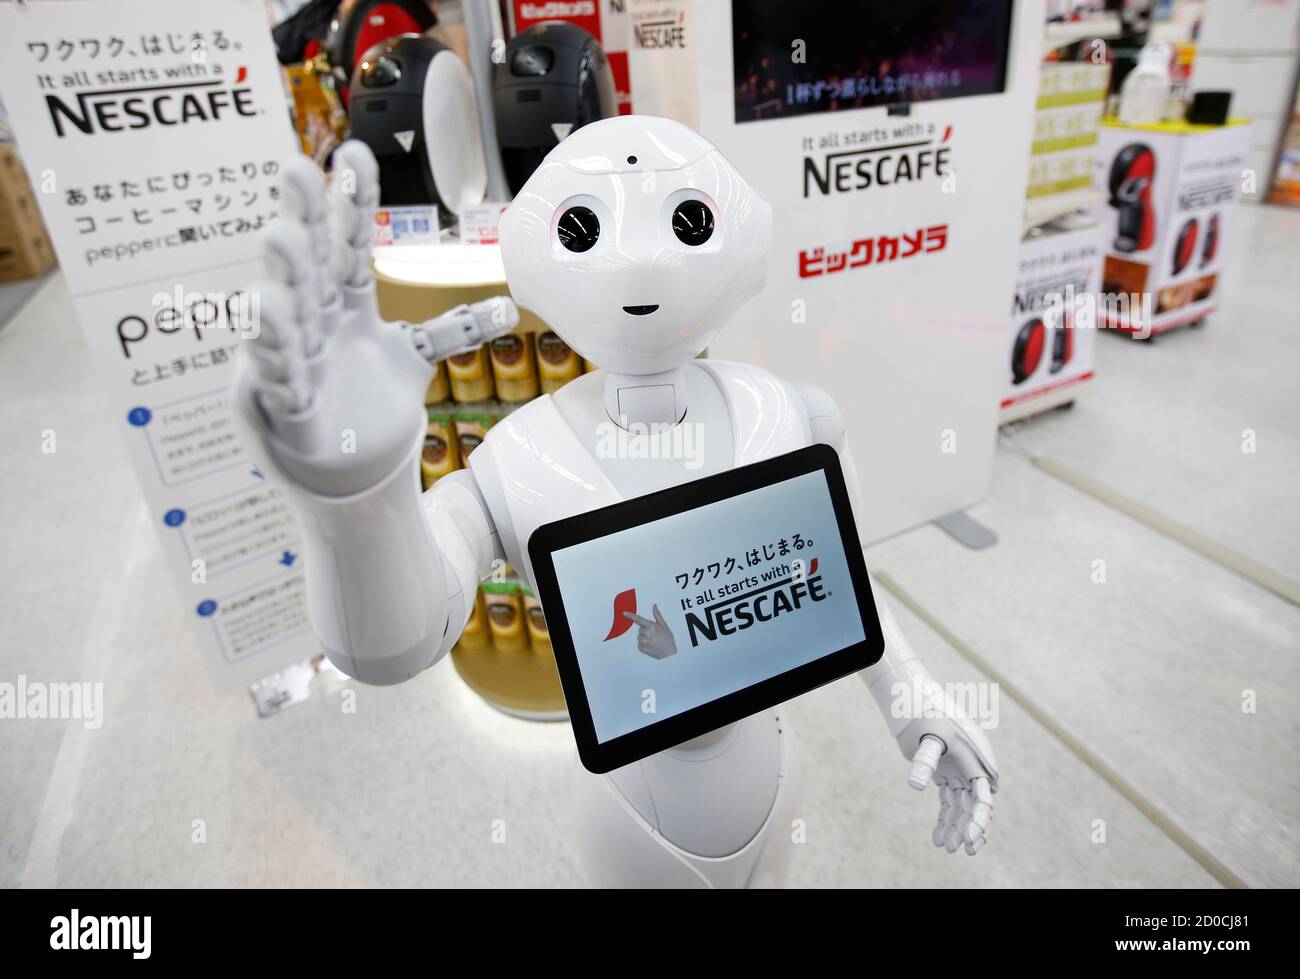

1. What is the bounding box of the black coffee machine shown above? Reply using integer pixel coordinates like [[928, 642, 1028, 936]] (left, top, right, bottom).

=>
[[493, 21, 618, 195]]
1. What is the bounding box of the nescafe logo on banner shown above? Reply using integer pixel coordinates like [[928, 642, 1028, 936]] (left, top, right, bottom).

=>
[[45, 68, 258, 138], [802, 126, 953, 199]]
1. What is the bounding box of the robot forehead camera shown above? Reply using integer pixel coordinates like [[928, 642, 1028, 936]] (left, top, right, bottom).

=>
[[544, 113, 714, 174], [498, 116, 773, 376]]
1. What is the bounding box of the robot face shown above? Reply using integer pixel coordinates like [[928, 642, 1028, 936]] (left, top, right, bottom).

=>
[[498, 116, 772, 375]]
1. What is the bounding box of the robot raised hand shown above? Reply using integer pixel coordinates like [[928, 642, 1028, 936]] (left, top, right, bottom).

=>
[[236, 142, 517, 497], [231, 143, 516, 684]]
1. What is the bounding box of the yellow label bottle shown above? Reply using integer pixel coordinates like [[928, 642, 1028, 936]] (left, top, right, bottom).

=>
[[420, 408, 460, 490], [424, 360, 450, 405], [522, 586, 551, 654], [536, 331, 581, 394], [483, 580, 529, 654], [447, 345, 494, 402], [456, 586, 490, 652], [451, 407, 495, 462], [489, 332, 540, 402]]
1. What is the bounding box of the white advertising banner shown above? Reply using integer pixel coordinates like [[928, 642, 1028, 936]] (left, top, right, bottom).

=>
[[633, 1, 1046, 542], [0, 0, 314, 692]]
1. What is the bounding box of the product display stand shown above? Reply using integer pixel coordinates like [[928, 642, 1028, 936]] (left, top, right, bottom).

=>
[[1002, 11, 1112, 425], [1093, 118, 1252, 338]]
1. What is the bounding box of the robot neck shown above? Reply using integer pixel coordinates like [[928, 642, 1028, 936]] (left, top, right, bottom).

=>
[[603, 366, 689, 430]]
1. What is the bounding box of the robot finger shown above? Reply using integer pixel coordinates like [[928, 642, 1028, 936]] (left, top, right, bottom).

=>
[[966, 776, 994, 844], [263, 219, 323, 356], [247, 343, 293, 384], [250, 375, 310, 425], [333, 140, 381, 209], [245, 282, 313, 418], [933, 782, 956, 848], [325, 217, 365, 299], [246, 281, 305, 353], [907, 734, 944, 791], [281, 156, 331, 241], [946, 786, 973, 853], [329, 141, 380, 293], [280, 156, 338, 315]]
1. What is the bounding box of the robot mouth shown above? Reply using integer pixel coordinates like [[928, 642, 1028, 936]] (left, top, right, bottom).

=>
[[622, 305, 659, 316]]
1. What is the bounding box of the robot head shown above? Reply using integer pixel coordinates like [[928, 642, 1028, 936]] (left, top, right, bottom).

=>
[[498, 115, 772, 375]]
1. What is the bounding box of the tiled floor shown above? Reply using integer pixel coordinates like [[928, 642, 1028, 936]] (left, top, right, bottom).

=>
[[1, 205, 1296, 888]]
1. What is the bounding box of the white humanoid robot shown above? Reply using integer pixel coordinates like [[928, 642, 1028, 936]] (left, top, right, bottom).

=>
[[233, 116, 998, 888]]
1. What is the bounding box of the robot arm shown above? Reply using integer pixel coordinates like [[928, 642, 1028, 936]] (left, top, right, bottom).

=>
[[397, 298, 519, 364], [797, 384, 999, 855], [231, 142, 510, 684]]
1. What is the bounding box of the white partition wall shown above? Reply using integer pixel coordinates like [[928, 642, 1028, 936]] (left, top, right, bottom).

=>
[[630, 0, 1045, 542]]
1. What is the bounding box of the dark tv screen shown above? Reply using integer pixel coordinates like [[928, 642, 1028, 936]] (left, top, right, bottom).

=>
[[732, 0, 1015, 123]]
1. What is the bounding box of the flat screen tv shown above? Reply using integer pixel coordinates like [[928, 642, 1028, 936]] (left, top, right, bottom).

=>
[[732, 0, 1016, 123]]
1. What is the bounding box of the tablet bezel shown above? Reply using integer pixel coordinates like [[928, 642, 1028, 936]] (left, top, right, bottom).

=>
[[527, 443, 885, 775]]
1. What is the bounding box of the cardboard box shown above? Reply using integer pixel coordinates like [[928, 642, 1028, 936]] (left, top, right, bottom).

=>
[[1002, 220, 1103, 422], [0, 143, 56, 283], [1093, 119, 1251, 336]]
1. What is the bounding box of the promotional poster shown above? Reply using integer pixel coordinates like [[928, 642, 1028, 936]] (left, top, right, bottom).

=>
[[665, 0, 1045, 542], [0, 0, 308, 690], [1002, 220, 1103, 420]]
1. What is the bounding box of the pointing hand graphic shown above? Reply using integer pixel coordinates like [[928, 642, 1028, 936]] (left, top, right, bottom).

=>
[[624, 605, 678, 660]]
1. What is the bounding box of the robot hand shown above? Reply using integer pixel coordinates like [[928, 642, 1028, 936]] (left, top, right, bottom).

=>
[[861, 579, 999, 857], [625, 606, 678, 660], [901, 718, 998, 856], [238, 141, 517, 497], [231, 142, 516, 683]]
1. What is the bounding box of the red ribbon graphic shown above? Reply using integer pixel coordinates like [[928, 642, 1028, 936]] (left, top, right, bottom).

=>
[[604, 588, 637, 641]]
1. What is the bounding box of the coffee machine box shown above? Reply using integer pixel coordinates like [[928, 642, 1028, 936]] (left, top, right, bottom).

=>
[[1094, 119, 1251, 337]]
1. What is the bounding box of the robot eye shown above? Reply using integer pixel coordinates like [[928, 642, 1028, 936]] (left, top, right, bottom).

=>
[[672, 200, 714, 246], [557, 206, 600, 253]]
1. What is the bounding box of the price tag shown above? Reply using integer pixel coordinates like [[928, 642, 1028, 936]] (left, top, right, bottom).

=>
[[373, 205, 440, 247], [458, 202, 509, 245]]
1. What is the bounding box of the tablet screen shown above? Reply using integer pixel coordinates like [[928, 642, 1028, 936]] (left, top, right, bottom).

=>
[[547, 465, 870, 747]]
